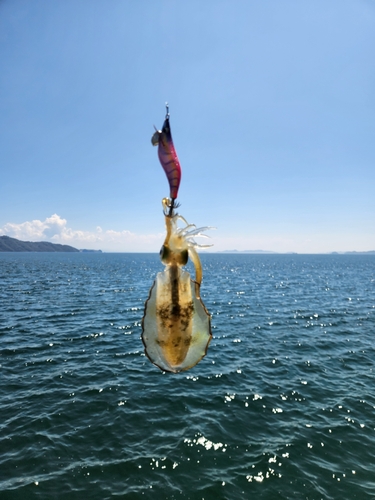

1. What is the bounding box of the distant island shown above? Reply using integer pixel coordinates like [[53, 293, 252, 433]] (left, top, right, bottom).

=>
[[218, 249, 277, 254], [217, 249, 375, 255], [79, 249, 103, 253], [0, 235, 102, 253], [334, 250, 375, 254]]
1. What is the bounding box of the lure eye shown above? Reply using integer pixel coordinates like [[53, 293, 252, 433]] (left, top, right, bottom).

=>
[[151, 130, 160, 146]]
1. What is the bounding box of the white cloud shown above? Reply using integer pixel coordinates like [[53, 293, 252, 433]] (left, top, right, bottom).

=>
[[0, 214, 67, 241], [0, 214, 164, 252]]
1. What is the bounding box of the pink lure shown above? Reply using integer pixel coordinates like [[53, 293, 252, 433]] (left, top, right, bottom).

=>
[[151, 106, 182, 200]]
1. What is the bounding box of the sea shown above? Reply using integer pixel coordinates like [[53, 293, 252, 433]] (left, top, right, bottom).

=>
[[1, 252, 374, 500]]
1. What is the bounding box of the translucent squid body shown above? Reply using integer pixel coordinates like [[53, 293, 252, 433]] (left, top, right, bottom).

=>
[[142, 106, 212, 373]]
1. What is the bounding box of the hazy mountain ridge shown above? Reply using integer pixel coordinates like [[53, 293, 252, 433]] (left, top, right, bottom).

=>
[[217, 249, 375, 255]]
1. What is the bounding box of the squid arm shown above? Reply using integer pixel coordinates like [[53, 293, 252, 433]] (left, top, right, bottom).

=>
[[187, 245, 202, 299]]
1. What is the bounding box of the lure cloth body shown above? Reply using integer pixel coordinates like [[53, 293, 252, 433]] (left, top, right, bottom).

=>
[[151, 108, 181, 201]]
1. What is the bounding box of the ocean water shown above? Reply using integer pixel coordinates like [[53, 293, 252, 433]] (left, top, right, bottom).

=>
[[1, 252, 375, 500]]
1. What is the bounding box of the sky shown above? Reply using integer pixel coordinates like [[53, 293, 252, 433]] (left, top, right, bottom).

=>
[[0, 0, 374, 253]]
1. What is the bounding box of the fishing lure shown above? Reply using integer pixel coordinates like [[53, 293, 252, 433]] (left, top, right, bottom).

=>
[[151, 105, 181, 204], [142, 106, 212, 373]]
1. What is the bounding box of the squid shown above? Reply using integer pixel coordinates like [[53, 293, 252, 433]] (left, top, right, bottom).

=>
[[141, 105, 212, 373]]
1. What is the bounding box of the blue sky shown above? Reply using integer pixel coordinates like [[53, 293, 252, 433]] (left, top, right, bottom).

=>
[[1, 0, 374, 252]]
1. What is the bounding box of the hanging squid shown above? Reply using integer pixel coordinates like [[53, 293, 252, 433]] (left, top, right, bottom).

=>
[[142, 105, 212, 373]]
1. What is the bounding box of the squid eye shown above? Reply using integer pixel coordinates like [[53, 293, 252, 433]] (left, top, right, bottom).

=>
[[160, 245, 171, 264], [179, 249, 189, 266]]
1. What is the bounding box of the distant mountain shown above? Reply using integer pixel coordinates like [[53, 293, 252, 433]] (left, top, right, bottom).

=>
[[218, 249, 375, 255], [218, 249, 277, 254], [331, 251, 375, 255], [344, 250, 375, 254], [0, 235, 79, 252]]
